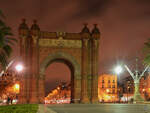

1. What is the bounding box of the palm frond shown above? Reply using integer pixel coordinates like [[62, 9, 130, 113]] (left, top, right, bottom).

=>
[[144, 56, 150, 65], [4, 38, 16, 46], [0, 35, 5, 48], [143, 38, 150, 65], [0, 26, 12, 35], [5, 37, 17, 42], [2, 45, 12, 57], [0, 10, 5, 19], [0, 20, 5, 27], [0, 51, 8, 70], [0, 9, 16, 69]]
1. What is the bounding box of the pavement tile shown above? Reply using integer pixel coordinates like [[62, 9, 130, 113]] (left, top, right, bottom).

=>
[[37, 104, 57, 113]]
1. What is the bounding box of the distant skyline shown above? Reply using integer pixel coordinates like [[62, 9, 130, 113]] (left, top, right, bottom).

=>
[[1, 0, 150, 94]]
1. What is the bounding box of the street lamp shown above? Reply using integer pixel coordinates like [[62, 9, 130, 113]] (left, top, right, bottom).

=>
[[114, 66, 123, 75], [13, 83, 20, 94], [15, 63, 24, 104], [114, 65, 123, 103], [15, 64, 23, 72], [114, 58, 149, 103]]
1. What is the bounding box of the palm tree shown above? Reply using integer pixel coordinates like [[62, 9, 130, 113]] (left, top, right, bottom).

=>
[[143, 38, 150, 65], [0, 10, 17, 70]]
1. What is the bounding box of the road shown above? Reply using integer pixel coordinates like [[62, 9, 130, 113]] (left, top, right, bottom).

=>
[[45, 104, 150, 113]]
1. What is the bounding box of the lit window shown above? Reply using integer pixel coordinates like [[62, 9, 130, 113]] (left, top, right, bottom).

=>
[[113, 80, 115, 83], [113, 89, 115, 93]]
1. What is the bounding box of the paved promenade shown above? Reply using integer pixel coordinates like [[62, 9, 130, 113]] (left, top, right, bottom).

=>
[[37, 104, 150, 113]]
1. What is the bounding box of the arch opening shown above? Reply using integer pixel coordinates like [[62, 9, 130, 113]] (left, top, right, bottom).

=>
[[39, 52, 81, 104], [44, 58, 75, 104]]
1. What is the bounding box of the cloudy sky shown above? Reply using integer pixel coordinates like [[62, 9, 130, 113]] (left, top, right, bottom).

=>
[[1, 0, 150, 95]]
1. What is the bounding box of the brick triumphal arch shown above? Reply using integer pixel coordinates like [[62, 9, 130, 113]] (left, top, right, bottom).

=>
[[18, 20, 100, 104]]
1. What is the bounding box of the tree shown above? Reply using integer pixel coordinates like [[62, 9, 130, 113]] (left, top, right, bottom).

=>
[[143, 38, 150, 65], [0, 10, 17, 70]]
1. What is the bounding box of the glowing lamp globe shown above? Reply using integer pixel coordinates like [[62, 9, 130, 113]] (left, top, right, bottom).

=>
[[15, 64, 23, 72], [15, 84, 20, 90], [114, 66, 123, 74], [14, 83, 20, 93]]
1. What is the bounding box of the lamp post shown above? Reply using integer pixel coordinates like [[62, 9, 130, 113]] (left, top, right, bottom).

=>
[[114, 58, 149, 103], [127, 86, 130, 103], [114, 66, 123, 75], [15, 64, 24, 104], [114, 65, 123, 103]]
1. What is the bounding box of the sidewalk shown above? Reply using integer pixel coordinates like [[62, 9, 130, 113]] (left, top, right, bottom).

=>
[[37, 104, 57, 113]]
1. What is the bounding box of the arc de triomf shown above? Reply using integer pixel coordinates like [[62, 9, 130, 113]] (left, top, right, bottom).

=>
[[18, 19, 100, 104]]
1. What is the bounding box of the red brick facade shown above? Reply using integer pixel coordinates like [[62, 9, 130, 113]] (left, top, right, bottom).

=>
[[18, 20, 100, 104]]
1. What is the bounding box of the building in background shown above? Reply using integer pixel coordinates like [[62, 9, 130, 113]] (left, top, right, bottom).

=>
[[118, 76, 134, 102], [118, 74, 150, 102], [45, 74, 150, 104], [140, 75, 150, 100], [98, 74, 118, 102], [45, 82, 71, 104], [0, 70, 20, 104]]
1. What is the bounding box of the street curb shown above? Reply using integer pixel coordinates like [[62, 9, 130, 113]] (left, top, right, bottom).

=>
[[37, 104, 57, 113]]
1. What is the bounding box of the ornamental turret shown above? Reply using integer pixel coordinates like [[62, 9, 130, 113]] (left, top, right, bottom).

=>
[[18, 19, 29, 36], [81, 23, 90, 39], [30, 20, 40, 36], [91, 24, 100, 39]]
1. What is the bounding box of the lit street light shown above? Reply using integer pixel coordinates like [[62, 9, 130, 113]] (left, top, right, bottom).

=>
[[114, 66, 123, 75], [15, 63, 24, 104], [13, 83, 20, 94], [15, 64, 23, 72], [14, 84, 20, 90]]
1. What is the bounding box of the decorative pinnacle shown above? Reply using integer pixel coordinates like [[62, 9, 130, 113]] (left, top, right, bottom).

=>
[[31, 19, 40, 31], [92, 23, 100, 34], [81, 23, 90, 33], [33, 19, 37, 24], [22, 18, 26, 23], [83, 23, 88, 27], [19, 18, 28, 30], [94, 24, 97, 27]]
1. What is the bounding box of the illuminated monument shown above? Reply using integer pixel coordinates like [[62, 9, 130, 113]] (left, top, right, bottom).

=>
[[18, 19, 100, 104]]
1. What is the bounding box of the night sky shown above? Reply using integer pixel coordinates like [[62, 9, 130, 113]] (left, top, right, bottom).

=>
[[1, 0, 150, 95]]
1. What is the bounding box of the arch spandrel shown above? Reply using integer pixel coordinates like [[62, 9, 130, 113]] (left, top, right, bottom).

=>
[[39, 51, 81, 80], [39, 48, 82, 66]]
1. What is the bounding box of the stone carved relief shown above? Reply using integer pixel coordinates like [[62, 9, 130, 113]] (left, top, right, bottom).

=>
[[56, 32, 66, 37], [40, 32, 57, 38], [39, 37, 82, 48]]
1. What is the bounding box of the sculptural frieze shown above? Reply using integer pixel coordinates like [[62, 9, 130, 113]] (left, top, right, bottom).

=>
[[39, 37, 82, 48]]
